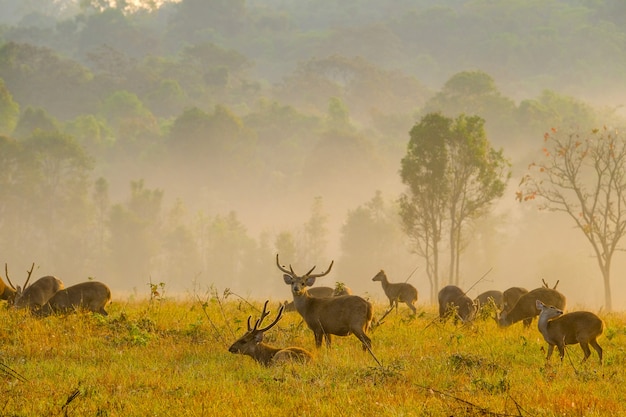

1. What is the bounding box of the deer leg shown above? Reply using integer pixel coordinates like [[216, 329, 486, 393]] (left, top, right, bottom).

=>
[[357, 332, 371, 351], [546, 344, 555, 361], [589, 339, 603, 363], [407, 302, 416, 315], [314, 331, 324, 348], [579, 341, 591, 362], [556, 344, 566, 361]]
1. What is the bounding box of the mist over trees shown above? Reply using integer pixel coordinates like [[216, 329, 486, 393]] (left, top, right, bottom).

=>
[[0, 0, 625, 307]]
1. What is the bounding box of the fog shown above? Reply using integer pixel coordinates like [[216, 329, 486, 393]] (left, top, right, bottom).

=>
[[1, 0, 625, 311]]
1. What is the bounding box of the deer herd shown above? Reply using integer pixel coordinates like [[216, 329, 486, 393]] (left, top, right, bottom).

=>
[[0, 263, 111, 316], [229, 256, 606, 367], [1, 257, 605, 368]]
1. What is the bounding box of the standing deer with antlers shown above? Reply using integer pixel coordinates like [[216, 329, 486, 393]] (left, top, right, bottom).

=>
[[277, 254, 373, 350], [229, 300, 313, 366]]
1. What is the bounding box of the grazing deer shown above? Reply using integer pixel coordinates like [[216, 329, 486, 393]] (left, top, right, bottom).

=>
[[438, 285, 476, 323], [277, 254, 373, 350], [497, 287, 566, 328], [41, 281, 112, 316], [502, 287, 528, 312], [281, 284, 351, 312], [8, 263, 64, 311], [536, 300, 604, 364], [474, 290, 503, 311], [229, 300, 313, 366], [372, 270, 418, 314]]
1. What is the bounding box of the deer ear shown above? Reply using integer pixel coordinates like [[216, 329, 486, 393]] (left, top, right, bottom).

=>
[[254, 332, 264, 343], [305, 276, 316, 286], [283, 274, 294, 284]]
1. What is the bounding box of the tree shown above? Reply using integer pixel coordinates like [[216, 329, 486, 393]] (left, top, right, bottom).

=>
[[399, 113, 510, 299], [517, 125, 626, 311]]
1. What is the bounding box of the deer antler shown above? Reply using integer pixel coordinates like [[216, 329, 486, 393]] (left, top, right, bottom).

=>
[[247, 300, 284, 333], [5, 263, 16, 290], [276, 254, 293, 275], [307, 260, 334, 279], [22, 263, 35, 290]]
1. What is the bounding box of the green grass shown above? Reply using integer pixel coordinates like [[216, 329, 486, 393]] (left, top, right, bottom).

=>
[[1, 297, 625, 416]]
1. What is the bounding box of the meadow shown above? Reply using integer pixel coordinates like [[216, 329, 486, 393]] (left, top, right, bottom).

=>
[[1, 290, 625, 417]]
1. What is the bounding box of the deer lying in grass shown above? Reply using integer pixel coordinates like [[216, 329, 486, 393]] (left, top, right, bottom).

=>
[[229, 300, 313, 366], [536, 300, 604, 364], [372, 270, 418, 314], [41, 281, 112, 316], [281, 284, 352, 312], [438, 285, 476, 323], [6, 263, 64, 311], [497, 287, 566, 328], [277, 254, 373, 350]]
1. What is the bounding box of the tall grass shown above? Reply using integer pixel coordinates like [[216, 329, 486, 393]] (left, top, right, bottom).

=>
[[1, 295, 624, 416]]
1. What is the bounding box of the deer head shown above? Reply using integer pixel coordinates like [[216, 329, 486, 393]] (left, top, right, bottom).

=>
[[276, 254, 334, 296]]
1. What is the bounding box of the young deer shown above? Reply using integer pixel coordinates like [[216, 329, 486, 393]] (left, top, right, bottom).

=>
[[229, 300, 313, 366], [371, 270, 417, 314], [536, 300, 604, 364], [277, 254, 373, 350]]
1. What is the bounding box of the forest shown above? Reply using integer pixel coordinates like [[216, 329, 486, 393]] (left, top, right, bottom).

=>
[[1, 0, 625, 308]]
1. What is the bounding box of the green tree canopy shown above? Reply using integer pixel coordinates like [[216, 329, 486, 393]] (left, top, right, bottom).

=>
[[399, 112, 510, 298]]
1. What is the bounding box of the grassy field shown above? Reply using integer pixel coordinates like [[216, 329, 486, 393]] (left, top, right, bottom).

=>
[[1, 291, 624, 417]]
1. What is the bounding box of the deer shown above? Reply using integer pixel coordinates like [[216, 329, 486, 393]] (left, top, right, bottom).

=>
[[502, 287, 528, 312], [497, 287, 566, 328], [474, 290, 504, 311], [229, 300, 313, 366], [371, 270, 418, 314], [281, 284, 352, 312], [536, 300, 604, 364], [438, 285, 476, 323], [7, 263, 64, 311], [276, 254, 373, 350], [40, 281, 112, 316]]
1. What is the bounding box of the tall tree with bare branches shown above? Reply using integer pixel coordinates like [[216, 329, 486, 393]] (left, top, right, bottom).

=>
[[518, 126, 626, 311]]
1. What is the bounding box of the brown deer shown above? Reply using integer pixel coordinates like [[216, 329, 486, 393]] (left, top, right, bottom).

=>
[[497, 287, 566, 328], [536, 300, 604, 364], [277, 254, 373, 350], [502, 287, 528, 312], [372, 270, 418, 314], [8, 263, 64, 311], [41, 281, 112, 316], [474, 290, 503, 311], [438, 285, 476, 323], [281, 284, 352, 312], [229, 300, 313, 366]]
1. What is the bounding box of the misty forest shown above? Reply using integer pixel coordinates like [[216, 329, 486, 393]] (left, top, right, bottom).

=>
[[2, 0, 626, 310]]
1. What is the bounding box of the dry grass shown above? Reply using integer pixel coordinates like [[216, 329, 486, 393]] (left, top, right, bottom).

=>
[[1, 295, 625, 416]]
